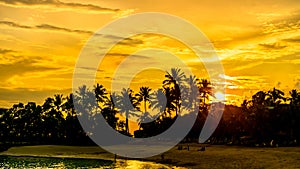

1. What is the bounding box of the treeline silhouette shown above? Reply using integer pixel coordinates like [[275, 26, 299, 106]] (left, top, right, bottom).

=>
[[0, 68, 299, 148]]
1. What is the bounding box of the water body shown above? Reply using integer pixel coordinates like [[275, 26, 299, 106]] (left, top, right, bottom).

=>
[[0, 156, 171, 169]]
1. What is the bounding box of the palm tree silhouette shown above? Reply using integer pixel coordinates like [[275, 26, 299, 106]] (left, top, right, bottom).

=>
[[266, 88, 286, 108], [63, 94, 75, 117], [53, 94, 65, 113], [94, 83, 108, 110], [42, 95, 65, 143], [182, 75, 199, 111], [163, 68, 185, 116], [75, 85, 97, 114], [163, 68, 185, 86], [198, 79, 212, 107], [115, 88, 140, 135], [163, 86, 176, 117], [150, 89, 167, 116], [136, 86, 152, 113], [101, 93, 119, 129]]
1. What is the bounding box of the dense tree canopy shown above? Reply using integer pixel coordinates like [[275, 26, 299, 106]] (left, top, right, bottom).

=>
[[0, 68, 299, 147]]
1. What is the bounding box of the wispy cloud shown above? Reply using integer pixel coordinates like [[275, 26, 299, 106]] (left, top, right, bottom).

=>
[[259, 42, 287, 49], [0, 21, 144, 47], [0, 21, 92, 34], [262, 10, 300, 35], [0, 21, 31, 29], [0, 48, 16, 54], [282, 36, 300, 43], [0, 0, 120, 13], [0, 56, 60, 81], [35, 24, 93, 34]]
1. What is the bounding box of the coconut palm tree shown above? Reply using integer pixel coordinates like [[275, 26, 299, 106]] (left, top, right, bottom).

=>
[[136, 87, 152, 113], [74, 85, 97, 115], [162, 87, 176, 117], [101, 93, 119, 129], [163, 68, 185, 116], [115, 88, 140, 135], [198, 79, 212, 107], [150, 89, 167, 116], [182, 75, 199, 111], [94, 83, 108, 110], [42, 95, 65, 143], [53, 94, 65, 113], [63, 94, 75, 117], [163, 68, 185, 87]]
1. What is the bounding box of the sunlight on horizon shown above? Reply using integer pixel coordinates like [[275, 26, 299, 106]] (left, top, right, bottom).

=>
[[0, 0, 299, 108]]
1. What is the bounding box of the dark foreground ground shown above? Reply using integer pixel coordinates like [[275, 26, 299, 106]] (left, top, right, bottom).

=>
[[0, 144, 299, 169]]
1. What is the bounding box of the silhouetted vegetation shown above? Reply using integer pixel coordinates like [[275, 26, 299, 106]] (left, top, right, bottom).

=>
[[0, 68, 299, 148]]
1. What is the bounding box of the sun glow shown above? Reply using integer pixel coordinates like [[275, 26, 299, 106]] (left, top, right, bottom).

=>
[[214, 91, 226, 102]]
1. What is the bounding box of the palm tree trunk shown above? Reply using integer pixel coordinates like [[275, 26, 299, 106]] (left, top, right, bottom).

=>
[[126, 111, 129, 135], [144, 100, 147, 113]]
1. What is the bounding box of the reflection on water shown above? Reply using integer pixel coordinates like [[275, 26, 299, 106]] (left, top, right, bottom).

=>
[[115, 160, 170, 169], [0, 156, 172, 169]]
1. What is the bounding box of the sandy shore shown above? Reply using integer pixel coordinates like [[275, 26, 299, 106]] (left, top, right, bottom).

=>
[[1, 144, 300, 169]]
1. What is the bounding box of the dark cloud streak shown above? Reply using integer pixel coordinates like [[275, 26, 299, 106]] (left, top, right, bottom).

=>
[[0, 57, 61, 81], [0, 20, 93, 35], [0, 48, 16, 54], [0, 21, 144, 46], [36, 24, 93, 34], [0, 0, 119, 13], [259, 42, 287, 50], [282, 36, 300, 43], [0, 21, 31, 29]]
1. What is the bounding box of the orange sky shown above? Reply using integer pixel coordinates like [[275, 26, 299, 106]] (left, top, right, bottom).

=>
[[0, 0, 300, 108]]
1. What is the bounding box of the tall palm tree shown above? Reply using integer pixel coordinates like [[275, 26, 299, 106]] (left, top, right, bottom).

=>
[[150, 89, 167, 116], [42, 95, 65, 143], [163, 68, 185, 116], [198, 79, 212, 106], [63, 94, 75, 117], [101, 93, 119, 129], [74, 85, 97, 114], [75, 85, 89, 106], [115, 88, 140, 135], [94, 83, 108, 110], [136, 87, 152, 113], [182, 75, 199, 111], [163, 86, 176, 117], [163, 68, 185, 87], [23, 102, 42, 143]]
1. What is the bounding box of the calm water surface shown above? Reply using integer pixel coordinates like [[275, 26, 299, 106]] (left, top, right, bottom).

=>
[[0, 156, 171, 169]]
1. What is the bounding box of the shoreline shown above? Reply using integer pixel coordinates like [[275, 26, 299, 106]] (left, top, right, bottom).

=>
[[0, 145, 178, 168], [1, 144, 300, 168]]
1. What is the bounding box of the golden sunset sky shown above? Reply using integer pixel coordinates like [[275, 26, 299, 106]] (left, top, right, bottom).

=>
[[0, 0, 300, 107]]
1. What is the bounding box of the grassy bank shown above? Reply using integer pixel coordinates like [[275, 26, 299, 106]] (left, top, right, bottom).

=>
[[0, 144, 299, 168]]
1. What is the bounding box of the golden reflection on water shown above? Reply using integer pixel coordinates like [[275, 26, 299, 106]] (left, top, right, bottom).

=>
[[0, 156, 188, 169], [113, 160, 187, 169]]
